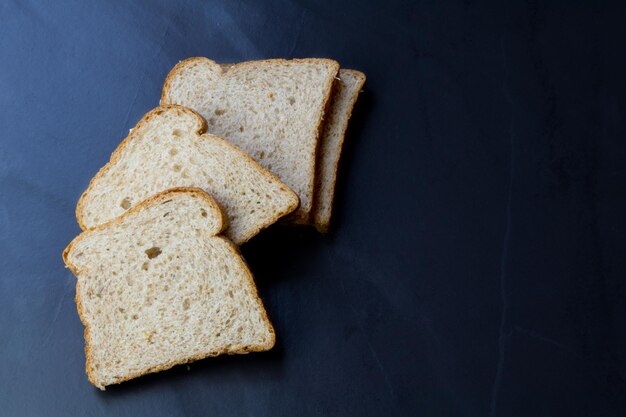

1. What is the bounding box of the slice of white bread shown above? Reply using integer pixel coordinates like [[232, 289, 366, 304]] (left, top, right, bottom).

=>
[[63, 188, 275, 390], [161, 57, 340, 223], [76, 105, 298, 245], [313, 70, 366, 232]]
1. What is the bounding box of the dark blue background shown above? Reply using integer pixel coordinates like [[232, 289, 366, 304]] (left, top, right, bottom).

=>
[[2, 1, 626, 415]]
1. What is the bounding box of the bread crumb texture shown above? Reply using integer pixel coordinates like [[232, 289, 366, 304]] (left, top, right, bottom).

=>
[[77, 105, 298, 245], [64, 189, 275, 389], [162, 58, 339, 221]]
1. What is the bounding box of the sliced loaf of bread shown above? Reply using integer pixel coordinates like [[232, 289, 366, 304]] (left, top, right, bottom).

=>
[[76, 105, 298, 245], [161, 57, 339, 223], [313, 69, 366, 232], [63, 188, 275, 390]]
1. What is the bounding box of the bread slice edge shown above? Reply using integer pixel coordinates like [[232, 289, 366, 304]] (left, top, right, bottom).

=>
[[313, 69, 366, 232]]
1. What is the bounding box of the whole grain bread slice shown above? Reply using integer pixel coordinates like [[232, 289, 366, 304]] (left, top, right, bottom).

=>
[[161, 57, 339, 223], [63, 188, 275, 390], [313, 69, 366, 232], [76, 105, 298, 245]]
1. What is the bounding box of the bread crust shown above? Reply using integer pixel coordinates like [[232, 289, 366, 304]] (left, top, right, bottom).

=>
[[64, 188, 276, 390], [313, 70, 366, 232], [75, 105, 299, 244], [161, 57, 339, 223]]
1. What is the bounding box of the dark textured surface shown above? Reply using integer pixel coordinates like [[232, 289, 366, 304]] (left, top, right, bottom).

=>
[[2, 1, 626, 415]]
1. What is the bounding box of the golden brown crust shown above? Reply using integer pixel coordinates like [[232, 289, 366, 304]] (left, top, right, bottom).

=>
[[313, 70, 366, 233], [75, 105, 299, 244], [161, 57, 339, 223], [63, 188, 275, 390]]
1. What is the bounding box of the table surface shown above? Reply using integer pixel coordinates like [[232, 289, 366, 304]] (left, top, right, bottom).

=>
[[2, 1, 626, 416]]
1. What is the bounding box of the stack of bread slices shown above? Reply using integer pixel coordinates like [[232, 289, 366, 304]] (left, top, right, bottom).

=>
[[63, 58, 365, 389]]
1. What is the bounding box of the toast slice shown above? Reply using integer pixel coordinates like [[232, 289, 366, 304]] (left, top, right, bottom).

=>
[[63, 188, 275, 390], [161, 57, 340, 223], [313, 70, 366, 232], [76, 105, 298, 245]]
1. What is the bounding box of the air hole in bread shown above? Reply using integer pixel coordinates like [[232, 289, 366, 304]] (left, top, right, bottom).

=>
[[145, 247, 162, 259], [288, 97, 295, 105], [132, 314, 138, 320], [258, 151, 265, 159], [208, 118, 215, 125], [200, 209, 207, 217], [239, 126, 244, 132], [172, 129, 182, 137], [183, 299, 190, 310], [169, 148, 178, 156], [142, 262, 149, 271], [172, 164, 181, 172], [120, 197, 132, 210], [163, 212, 170, 217], [214, 108, 226, 116]]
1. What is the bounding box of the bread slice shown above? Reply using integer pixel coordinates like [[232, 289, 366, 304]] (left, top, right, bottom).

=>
[[76, 105, 298, 245], [63, 188, 275, 390], [161, 57, 340, 223], [313, 70, 366, 232]]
